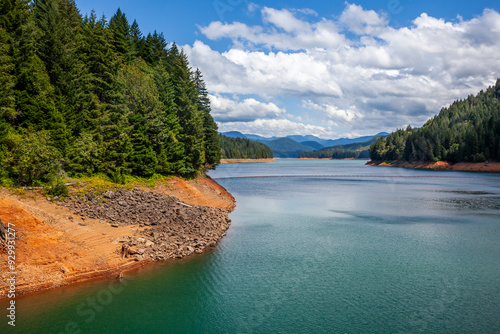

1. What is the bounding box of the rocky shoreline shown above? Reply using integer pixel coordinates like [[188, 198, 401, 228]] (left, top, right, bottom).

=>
[[60, 189, 232, 261], [367, 160, 500, 172], [0, 176, 235, 299]]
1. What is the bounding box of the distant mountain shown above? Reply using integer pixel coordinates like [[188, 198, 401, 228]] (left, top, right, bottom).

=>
[[286, 135, 323, 143], [220, 131, 390, 158], [319, 132, 390, 147], [300, 137, 382, 159], [222, 131, 247, 139], [300, 141, 324, 150], [265, 138, 316, 158]]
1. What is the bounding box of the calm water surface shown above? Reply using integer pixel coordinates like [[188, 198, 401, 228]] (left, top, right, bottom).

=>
[[2, 160, 500, 333]]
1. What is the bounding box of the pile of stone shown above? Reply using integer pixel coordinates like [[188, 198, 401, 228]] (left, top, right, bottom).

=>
[[60, 190, 231, 261]]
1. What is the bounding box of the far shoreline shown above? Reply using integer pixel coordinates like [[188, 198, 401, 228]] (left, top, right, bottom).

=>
[[299, 158, 370, 160], [366, 160, 500, 173], [220, 158, 277, 164]]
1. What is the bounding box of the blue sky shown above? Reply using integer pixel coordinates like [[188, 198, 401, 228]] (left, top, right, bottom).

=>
[[76, 0, 500, 139]]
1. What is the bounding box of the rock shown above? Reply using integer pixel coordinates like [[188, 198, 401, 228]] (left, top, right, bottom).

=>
[[116, 237, 129, 243], [134, 255, 143, 261], [60, 266, 69, 274], [60, 188, 233, 264], [103, 191, 114, 199]]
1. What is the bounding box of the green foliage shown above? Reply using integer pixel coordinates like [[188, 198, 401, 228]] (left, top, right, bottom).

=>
[[219, 135, 274, 159], [370, 81, 500, 163], [301, 137, 379, 159], [3, 129, 62, 185], [265, 138, 314, 158], [0, 1, 221, 185], [45, 179, 69, 198]]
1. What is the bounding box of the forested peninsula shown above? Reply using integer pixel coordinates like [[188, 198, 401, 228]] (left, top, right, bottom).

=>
[[0, 0, 238, 298], [219, 134, 274, 160], [0, 0, 221, 187], [369, 80, 500, 169]]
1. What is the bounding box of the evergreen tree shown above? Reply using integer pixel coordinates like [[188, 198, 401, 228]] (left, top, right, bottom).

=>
[[109, 8, 133, 63], [0, 2, 223, 184], [167, 45, 205, 175], [129, 19, 143, 57], [194, 68, 220, 168], [370, 80, 500, 163]]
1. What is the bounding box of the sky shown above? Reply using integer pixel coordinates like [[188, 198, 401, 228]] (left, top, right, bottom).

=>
[[75, 0, 500, 139]]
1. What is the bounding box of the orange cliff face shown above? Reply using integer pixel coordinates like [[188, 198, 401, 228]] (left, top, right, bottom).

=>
[[0, 176, 235, 299], [0, 195, 141, 299]]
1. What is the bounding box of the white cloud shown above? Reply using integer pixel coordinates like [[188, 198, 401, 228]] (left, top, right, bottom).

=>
[[217, 119, 337, 138], [209, 94, 285, 122], [339, 3, 388, 35], [188, 5, 500, 137], [184, 41, 343, 98], [199, 7, 346, 51], [304, 100, 361, 123]]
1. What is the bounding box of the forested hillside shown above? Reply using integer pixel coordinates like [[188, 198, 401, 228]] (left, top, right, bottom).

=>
[[219, 135, 273, 159], [264, 138, 316, 158], [300, 137, 379, 159], [0, 0, 220, 186], [370, 80, 500, 163]]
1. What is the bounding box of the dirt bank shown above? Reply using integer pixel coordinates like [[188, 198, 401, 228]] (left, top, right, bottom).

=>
[[0, 176, 234, 299], [220, 158, 276, 164], [367, 160, 500, 172], [299, 158, 370, 160]]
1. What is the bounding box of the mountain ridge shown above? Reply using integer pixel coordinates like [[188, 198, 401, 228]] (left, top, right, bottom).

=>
[[221, 131, 390, 157]]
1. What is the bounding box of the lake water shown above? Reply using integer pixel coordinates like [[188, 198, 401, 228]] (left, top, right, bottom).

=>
[[2, 159, 500, 333]]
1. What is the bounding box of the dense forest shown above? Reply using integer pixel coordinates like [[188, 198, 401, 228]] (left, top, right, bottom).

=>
[[370, 80, 500, 163], [299, 137, 378, 159], [263, 138, 316, 158], [219, 134, 273, 159], [0, 0, 220, 186]]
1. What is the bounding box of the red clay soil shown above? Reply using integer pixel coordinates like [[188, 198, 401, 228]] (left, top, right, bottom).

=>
[[367, 160, 500, 172], [0, 176, 235, 299]]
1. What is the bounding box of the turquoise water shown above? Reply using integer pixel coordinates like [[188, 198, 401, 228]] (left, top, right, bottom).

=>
[[2, 159, 500, 333]]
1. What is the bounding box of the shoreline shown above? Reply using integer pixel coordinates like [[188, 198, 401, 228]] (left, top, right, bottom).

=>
[[299, 158, 370, 160], [0, 175, 235, 299], [220, 158, 276, 164], [366, 160, 500, 172]]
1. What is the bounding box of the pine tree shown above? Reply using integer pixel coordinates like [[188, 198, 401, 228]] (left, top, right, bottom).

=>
[[130, 19, 143, 57], [194, 68, 220, 168], [109, 8, 133, 63], [167, 46, 205, 174]]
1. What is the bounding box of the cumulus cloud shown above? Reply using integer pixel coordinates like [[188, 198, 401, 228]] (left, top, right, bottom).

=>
[[199, 7, 346, 51], [187, 5, 500, 137], [304, 100, 361, 123], [217, 119, 337, 138], [209, 94, 285, 122], [339, 3, 388, 35]]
